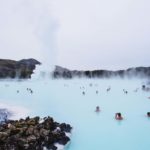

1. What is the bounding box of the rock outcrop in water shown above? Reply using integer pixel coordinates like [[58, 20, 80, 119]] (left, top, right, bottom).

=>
[[52, 66, 150, 79], [0, 116, 72, 150], [0, 59, 41, 79]]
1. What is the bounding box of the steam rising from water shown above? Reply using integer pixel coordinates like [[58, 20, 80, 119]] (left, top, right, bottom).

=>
[[31, 64, 54, 80], [0, 0, 57, 69]]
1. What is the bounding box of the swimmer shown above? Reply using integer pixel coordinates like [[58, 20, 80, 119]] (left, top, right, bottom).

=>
[[142, 85, 146, 90], [96, 90, 98, 94], [115, 113, 123, 120], [141, 85, 150, 91], [30, 90, 33, 94], [123, 89, 128, 94], [82, 91, 85, 95], [125, 91, 128, 94], [107, 86, 111, 92], [95, 106, 100, 112], [147, 112, 150, 117]]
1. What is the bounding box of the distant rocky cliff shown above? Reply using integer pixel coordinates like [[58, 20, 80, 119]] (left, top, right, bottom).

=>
[[0, 59, 41, 79], [52, 66, 150, 79]]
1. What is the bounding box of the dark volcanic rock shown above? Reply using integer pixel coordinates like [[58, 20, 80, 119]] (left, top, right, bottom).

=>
[[0, 116, 72, 150], [52, 66, 150, 79], [0, 59, 41, 79]]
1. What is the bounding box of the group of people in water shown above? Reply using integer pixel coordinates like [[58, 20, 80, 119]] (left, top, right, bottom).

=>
[[16, 88, 33, 94], [26, 88, 33, 94], [81, 83, 150, 95], [95, 106, 150, 120], [95, 106, 123, 120], [81, 84, 132, 95], [80, 83, 150, 120]]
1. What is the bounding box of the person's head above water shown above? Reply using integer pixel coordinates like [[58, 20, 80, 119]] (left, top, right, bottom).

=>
[[147, 112, 150, 117], [95, 106, 100, 112], [115, 112, 123, 120], [142, 85, 146, 89]]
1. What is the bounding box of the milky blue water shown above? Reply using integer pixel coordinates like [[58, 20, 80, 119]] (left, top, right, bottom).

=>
[[0, 78, 150, 150]]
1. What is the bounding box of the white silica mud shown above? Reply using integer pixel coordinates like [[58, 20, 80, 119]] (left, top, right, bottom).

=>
[[0, 77, 150, 150], [0, 102, 30, 121]]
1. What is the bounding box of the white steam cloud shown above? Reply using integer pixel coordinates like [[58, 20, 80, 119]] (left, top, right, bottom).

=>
[[52, 0, 150, 70], [0, 0, 57, 67], [1, 0, 150, 70]]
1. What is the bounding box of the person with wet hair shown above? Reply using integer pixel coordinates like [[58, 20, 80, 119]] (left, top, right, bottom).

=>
[[115, 113, 123, 120], [147, 112, 150, 117], [95, 106, 100, 112]]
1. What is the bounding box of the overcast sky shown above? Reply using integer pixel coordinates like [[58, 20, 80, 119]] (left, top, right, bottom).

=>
[[0, 0, 150, 70]]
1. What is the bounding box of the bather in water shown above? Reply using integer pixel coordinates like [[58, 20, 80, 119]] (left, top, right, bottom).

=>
[[142, 85, 150, 91], [95, 106, 100, 112], [147, 112, 150, 117], [123, 89, 128, 94], [106, 86, 111, 92], [115, 113, 123, 120]]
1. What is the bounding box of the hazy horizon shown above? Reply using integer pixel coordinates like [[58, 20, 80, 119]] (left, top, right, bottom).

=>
[[0, 0, 150, 70]]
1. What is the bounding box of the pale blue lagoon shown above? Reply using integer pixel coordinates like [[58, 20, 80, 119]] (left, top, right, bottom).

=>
[[0, 78, 150, 150]]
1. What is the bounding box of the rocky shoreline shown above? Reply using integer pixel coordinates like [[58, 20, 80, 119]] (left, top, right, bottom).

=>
[[0, 116, 72, 150], [0, 59, 41, 79], [0, 58, 150, 79], [52, 66, 150, 79]]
